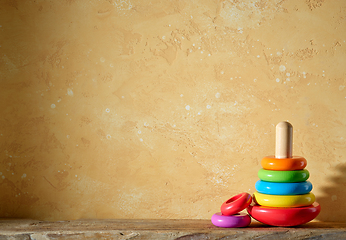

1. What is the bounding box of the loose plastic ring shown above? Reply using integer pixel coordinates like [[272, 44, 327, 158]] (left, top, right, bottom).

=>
[[255, 180, 313, 195], [261, 156, 307, 171], [247, 202, 321, 227], [221, 192, 252, 216], [211, 212, 251, 228], [253, 191, 315, 208], [258, 169, 309, 183]]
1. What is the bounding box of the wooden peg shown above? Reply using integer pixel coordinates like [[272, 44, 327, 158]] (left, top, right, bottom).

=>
[[275, 121, 293, 159]]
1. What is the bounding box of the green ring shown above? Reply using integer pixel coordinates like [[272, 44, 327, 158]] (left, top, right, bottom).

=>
[[258, 169, 309, 183]]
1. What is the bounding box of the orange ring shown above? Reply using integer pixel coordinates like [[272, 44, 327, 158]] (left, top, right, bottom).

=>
[[261, 156, 307, 171]]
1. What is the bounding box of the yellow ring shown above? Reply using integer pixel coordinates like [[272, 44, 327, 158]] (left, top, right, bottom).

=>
[[253, 191, 315, 208]]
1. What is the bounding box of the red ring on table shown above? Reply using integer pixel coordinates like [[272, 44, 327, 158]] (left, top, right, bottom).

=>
[[261, 156, 307, 171], [221, 192, 252, 216], [211, 212, 251, 228], [247, 202, 321, 227]]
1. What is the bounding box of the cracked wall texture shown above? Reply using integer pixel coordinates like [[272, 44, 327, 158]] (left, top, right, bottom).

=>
[[0, 0, 346, 222]]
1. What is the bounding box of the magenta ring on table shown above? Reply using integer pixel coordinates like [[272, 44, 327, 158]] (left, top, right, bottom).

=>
[[211, 212, 251, 228]]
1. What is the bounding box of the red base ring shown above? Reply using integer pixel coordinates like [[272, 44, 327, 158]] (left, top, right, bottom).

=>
[[221, 192, 252, 216], [247, 202, 321, 227]]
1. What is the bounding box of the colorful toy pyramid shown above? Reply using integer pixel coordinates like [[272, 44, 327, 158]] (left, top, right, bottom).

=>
[[247, 121, 321, 226]]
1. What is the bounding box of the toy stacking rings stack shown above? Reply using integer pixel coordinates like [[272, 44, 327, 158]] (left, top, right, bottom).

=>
[[211, 193, 252, 228], [247, 121, 321, 226]]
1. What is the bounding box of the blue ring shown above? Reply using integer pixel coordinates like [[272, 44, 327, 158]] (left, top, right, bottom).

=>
[[255, 180, 313, 195]]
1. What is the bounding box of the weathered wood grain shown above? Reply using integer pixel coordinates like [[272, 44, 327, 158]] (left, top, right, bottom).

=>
[[0, 219, 346, 239]]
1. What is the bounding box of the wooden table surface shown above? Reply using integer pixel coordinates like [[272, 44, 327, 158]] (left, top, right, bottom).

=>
[[1, 219, 346, 239]]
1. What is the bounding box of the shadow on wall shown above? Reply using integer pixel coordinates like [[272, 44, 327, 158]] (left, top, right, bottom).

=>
[[315, 163, 346, 222]]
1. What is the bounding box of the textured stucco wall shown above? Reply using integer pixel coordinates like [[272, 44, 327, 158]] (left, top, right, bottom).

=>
[[0, 0, 346, 222]]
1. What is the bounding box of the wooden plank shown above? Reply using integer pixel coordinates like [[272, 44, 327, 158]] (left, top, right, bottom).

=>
[[0, 219, 346, 239]]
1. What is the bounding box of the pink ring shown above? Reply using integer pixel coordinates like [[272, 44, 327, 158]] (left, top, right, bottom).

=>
[[221, 192, 252, 216], [211, 212, 251, 228]]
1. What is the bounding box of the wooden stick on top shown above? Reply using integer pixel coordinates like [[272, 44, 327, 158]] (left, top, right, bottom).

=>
[[275, 121, 293, 159]]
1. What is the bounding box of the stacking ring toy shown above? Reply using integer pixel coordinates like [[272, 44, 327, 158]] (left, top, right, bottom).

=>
[[258, 169, 309, 183], [261, 156, 307, 171], [211, 212, 251, 228], [221, 192, 252, 216], [255, 180, 312, 195], [247, 202, 321, 227], [253, 191, 315, 207]]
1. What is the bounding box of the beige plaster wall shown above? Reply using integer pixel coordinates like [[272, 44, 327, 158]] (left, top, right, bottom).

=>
[[0, 0, 346, 222]]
